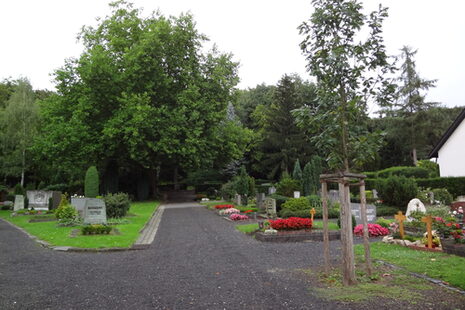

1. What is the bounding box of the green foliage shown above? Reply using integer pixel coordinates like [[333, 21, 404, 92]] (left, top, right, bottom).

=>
[[81, 224, 112, 235], [104, 192, 131, 218], [376, 166, 429, 179], [54, 194, 77, 221], [377, 176, 418, 209], [84, 166, 99, 198], [376, 205, 399, 216], [13, 183, 25, 196], [233, 166, 255, 204], [297, 0, 394, 171], [276, 177, 300, 197], [268, 193, 290, 209], [431, 188, 453, 206], [417, 160, 439, 178], [220, 181, 236, 201], [292, 159, 302, 181], [410, 177, 465, 200], [281, 197, 310, 211], [309, 155, 323, 195], [337, 214, 356, 230], [376, 217, 392, 228]]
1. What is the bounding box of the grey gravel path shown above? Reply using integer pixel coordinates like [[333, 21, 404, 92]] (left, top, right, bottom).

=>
[[1, 201, 349, 310]]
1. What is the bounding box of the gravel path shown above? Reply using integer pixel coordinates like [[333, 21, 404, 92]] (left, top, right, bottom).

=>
[[0, 201, 352, 309]]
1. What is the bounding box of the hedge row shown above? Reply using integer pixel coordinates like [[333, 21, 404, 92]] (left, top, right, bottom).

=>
[[365, 177, 465, 199], [364, 166, 430, 179]]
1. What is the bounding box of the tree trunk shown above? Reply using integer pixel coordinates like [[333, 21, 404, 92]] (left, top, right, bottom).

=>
[[149, 166, 160, 198], [20, 148, 25, 187], [173, 166, 179, 190], [339, 86, 350, 172], [412, 148, 417, 166], [339, 180, 356, 285]]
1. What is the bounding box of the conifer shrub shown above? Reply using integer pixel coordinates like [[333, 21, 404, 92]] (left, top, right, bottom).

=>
[[85, 166, 99, 198], [104, 192, 131, 218]]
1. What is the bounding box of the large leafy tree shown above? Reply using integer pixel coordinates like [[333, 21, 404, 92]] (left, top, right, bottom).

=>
[[35, 1, 243, 194], [297, 0, 395, 172], [0, 78, 39, 185]]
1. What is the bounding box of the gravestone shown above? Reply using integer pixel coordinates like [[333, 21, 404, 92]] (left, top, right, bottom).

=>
[[71, 197, 87, 218], [328, 190, 339, 202], [51, 191, 62, 209], [234, 194, 242, 206], [27, 190, 53, 210], [405, 198, 426, 221], [293, 191, 301, 198], [14, 195, 24, 211], [256, 193, 266, 210], [264, 198, 277, 219], [372, 189, 378, 199], [83, 198, 107, 225], [351, 203, 376, 225], [268, 186, 276, 195]]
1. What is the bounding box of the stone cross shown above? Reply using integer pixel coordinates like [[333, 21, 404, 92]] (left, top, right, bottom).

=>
[[395, 211, 406, 239], [421, 215, 434, 248], [310, 208, 316, 222]]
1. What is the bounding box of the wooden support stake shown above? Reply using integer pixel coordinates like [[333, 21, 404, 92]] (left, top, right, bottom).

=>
[[395, 211, 406, 239], [339, 180, 356, 286], [359, 181, 372, 276], [422, 215, 433, 248], [321, 181, 330, 274]]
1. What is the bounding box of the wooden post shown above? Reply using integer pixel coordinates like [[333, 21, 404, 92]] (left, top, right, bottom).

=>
[[359, 181, 372, 276], [395, 211, 407, 239], [321, 180, 330, 274], [310, 208, 316, 222], [421, 215, 433, 248], [339, 179, 356, 286]]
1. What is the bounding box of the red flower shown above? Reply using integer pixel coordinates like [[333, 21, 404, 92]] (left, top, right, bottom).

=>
[[215, 204, 234, 209], [269, 217, 313, 230]]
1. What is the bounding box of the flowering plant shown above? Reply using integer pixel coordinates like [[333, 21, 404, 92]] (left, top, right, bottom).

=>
[[269, 217, 312, 230], [219, 208, 240, 215], [433, 217, 461, 239], [388, 222, 399, 234], [215, 204, 234, 210], [230, 214, 249, 221], [353, 224, 389, 237], [243, 210, 254, 214]]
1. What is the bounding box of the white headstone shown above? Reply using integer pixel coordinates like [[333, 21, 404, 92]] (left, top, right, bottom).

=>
[[405, 198, 426, 221], [372, 189, 378, 199], [293, 191, 301, 198], [14, 195, 24, 211], [268, 186, 276, 195], [27, 190, 53, 210], [83, 198, 107, 225]]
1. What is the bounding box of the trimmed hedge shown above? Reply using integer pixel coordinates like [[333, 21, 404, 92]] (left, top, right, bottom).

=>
[[415, 177, 465, 199], [377, 166, 430, 179]]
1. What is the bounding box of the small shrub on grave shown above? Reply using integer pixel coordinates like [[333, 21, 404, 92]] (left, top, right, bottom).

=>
[[81, 224, 112, 235], [281, 197, 310, 211], [55, 194, 77, 221], [269, 217, 313, 230], [375, 217, 391, 228], [104, 192, 130, 218]]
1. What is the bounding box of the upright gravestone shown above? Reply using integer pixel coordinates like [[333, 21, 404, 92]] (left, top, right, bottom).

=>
[[293, 191, 301, 198], [351, 203, 377, 225], [268, 186, 276, 195], [71, 197, 87, 218], [234, 194, 242, 206], [256, 193, 266, 210], [264, 198, 277, 219], [372, 189, 378, 199], [14, 195, 24, 211], [328, 190, 339, 203], [27, 190, 53, 210], [83, 198, 107, 225]]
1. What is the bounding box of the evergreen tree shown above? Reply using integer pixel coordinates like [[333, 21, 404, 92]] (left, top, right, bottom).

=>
[[292, 159, 302, 181], [309, 155, 323, 195], [85, 166, 99, 198], [302, 162, 312, 196]]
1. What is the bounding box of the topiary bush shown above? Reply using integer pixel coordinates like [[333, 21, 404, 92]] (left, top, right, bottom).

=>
[[104, 192, 130, 218], [279, 195, 340, 219], [54, 194, 77, 222], [281, 197, 310, 211], [85, 166, 99, 198], [376, 176, 418, 209]]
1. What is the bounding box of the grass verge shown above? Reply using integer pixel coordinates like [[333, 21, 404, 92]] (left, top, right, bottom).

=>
[[0, 201, 158, 248], [355, 242, 465, 290]]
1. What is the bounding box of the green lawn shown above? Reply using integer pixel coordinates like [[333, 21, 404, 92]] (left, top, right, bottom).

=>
[[355, 242, 465, 290], [236, 220, 340, 234], [0, 201, 158, 248]]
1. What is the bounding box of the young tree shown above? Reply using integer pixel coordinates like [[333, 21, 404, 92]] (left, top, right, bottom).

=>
[[292, 159, 303, 181], [0, 78, 38, 185], [298, 0, 395, 285]]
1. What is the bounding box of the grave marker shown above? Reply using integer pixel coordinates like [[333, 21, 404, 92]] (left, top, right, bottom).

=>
[[395, 211, 406, 239], [71, 197, 87, 218], [264, 198, 277, 219], [351, 203, 376, 224], [27, 190, 53, 210], [421, 215, 433, 249], [310, 208, 316, 222], [14, 195, 24, 211], [83, 198, 107, 225], [293, 191, 300, 198], [268, 186, 276, 195]]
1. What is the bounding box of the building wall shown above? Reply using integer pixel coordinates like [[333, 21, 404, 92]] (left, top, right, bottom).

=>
[[438, 119, 465, 177]]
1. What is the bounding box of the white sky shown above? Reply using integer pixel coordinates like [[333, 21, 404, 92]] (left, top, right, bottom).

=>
[[1, 0, 464, 110]]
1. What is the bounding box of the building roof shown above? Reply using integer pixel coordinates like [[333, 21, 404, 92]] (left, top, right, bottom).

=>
[[429, 107, 465, 158]]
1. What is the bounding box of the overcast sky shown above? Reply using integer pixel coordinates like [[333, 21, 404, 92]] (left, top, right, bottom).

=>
[[1, 0, 464, 111]]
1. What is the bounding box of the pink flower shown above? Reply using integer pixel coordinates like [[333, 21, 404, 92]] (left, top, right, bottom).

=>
[[354, 224, 389, 237]]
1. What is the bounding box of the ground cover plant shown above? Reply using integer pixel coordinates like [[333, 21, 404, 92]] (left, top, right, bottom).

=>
[[354, 242, 465, 290], [0, 201, 158, 248], [235, 220, 339, 234]]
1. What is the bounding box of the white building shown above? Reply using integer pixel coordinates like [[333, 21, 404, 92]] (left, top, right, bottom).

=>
[[429, 108, 465, 177]]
